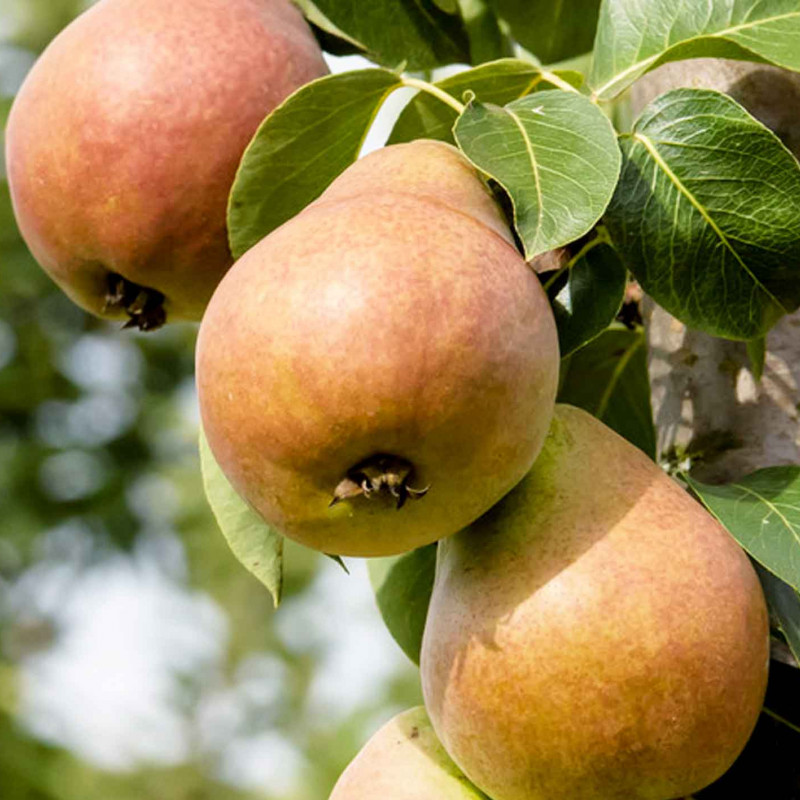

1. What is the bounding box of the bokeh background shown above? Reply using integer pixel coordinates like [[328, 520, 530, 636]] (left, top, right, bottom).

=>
[[0, 3, 423, 798]]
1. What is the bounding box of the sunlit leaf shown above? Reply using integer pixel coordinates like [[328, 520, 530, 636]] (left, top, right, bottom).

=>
[[388, 59, 582, 145], [228, 69, 402, 259], [199, 429, 283, 607], [689, 466, 800, 593], [605, 88, 800, 340], [455, 90, 620, 259], [591, 0, 800, 100]]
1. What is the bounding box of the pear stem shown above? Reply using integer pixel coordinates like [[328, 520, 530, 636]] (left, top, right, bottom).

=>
[[401, 77, 466, 115]]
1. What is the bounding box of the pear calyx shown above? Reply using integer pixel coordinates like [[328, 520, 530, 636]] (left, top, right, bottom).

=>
[[104, 273, 167, 332], [331, 454, 429, 509]]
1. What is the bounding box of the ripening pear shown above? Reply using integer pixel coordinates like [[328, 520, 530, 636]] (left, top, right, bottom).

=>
[[330, 707, 488, 800], [422, 404, 769, 800], [5, 0, 328, 330], [197, 140, 559, 557]]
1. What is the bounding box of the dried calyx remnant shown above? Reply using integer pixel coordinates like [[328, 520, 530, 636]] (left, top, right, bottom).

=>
[[104, 273, 167, 331], [331, 454, 430, 509]]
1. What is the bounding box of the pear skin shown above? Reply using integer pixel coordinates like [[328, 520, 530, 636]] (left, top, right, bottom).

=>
[[308, 139, 516, 247], [330, 707, 488, 800], [196, 140, 559, 557], [5, 0, 327, 328], [421, 404, 769, 800]]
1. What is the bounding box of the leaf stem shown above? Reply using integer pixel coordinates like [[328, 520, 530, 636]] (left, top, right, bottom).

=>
[[541, 227, 611, 292], [763, 706, 800, 735], [539, 69, 581, 94], [746, 336, 767, 381], [401, 77, 466, 115]]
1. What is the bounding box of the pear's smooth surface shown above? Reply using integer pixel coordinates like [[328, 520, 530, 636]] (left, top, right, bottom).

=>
[[330, 707, 487, 800], [422, 404, 769, 800], [197, 140, 559, 557], [5, 0, 327, 326]]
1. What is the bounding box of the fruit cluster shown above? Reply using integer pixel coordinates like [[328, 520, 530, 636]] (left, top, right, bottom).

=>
[[5, 1, 771, 799], [328, 411, 768, 800]]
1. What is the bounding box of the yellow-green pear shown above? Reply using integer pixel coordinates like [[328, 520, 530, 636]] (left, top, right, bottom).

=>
[[5, 0, 327, 329], [330, 707, 488, 800], [197, 140, 559, 557], [422, 404, 769, 800]]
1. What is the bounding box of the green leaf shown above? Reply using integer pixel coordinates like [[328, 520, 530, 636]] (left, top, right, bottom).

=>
[[326, 554, 350, 574], [688, 467, 800, 593], [368, 544, 437, 665], [754, 564, 800, 665], [558, 325, 656, 458], [429, 0, 459, 12], [293, 0, 366, 54], [546, 241, 627, 358], [457, 0, 514, 64], [605, 88, 800, 341], [199, 429, 283, 607], [388, 59, 581, 146], [488, 0, 602, 64], [590, 0, 800, 100], [228, 69, 402, 260], [310, 0, 470, 69], [454, 91, 621, 259]]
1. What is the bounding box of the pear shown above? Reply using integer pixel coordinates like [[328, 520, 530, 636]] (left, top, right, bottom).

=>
[[330, 707, 488, 800], [5, 0, 327, 330], [197, 140, 559, 557], [421, 404, 769, 800]]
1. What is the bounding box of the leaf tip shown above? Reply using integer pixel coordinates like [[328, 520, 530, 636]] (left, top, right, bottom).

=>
[[326, 554, 350, 575]]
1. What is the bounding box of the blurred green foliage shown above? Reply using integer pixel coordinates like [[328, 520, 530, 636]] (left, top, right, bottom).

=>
[[0, 4, 420, 798]]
